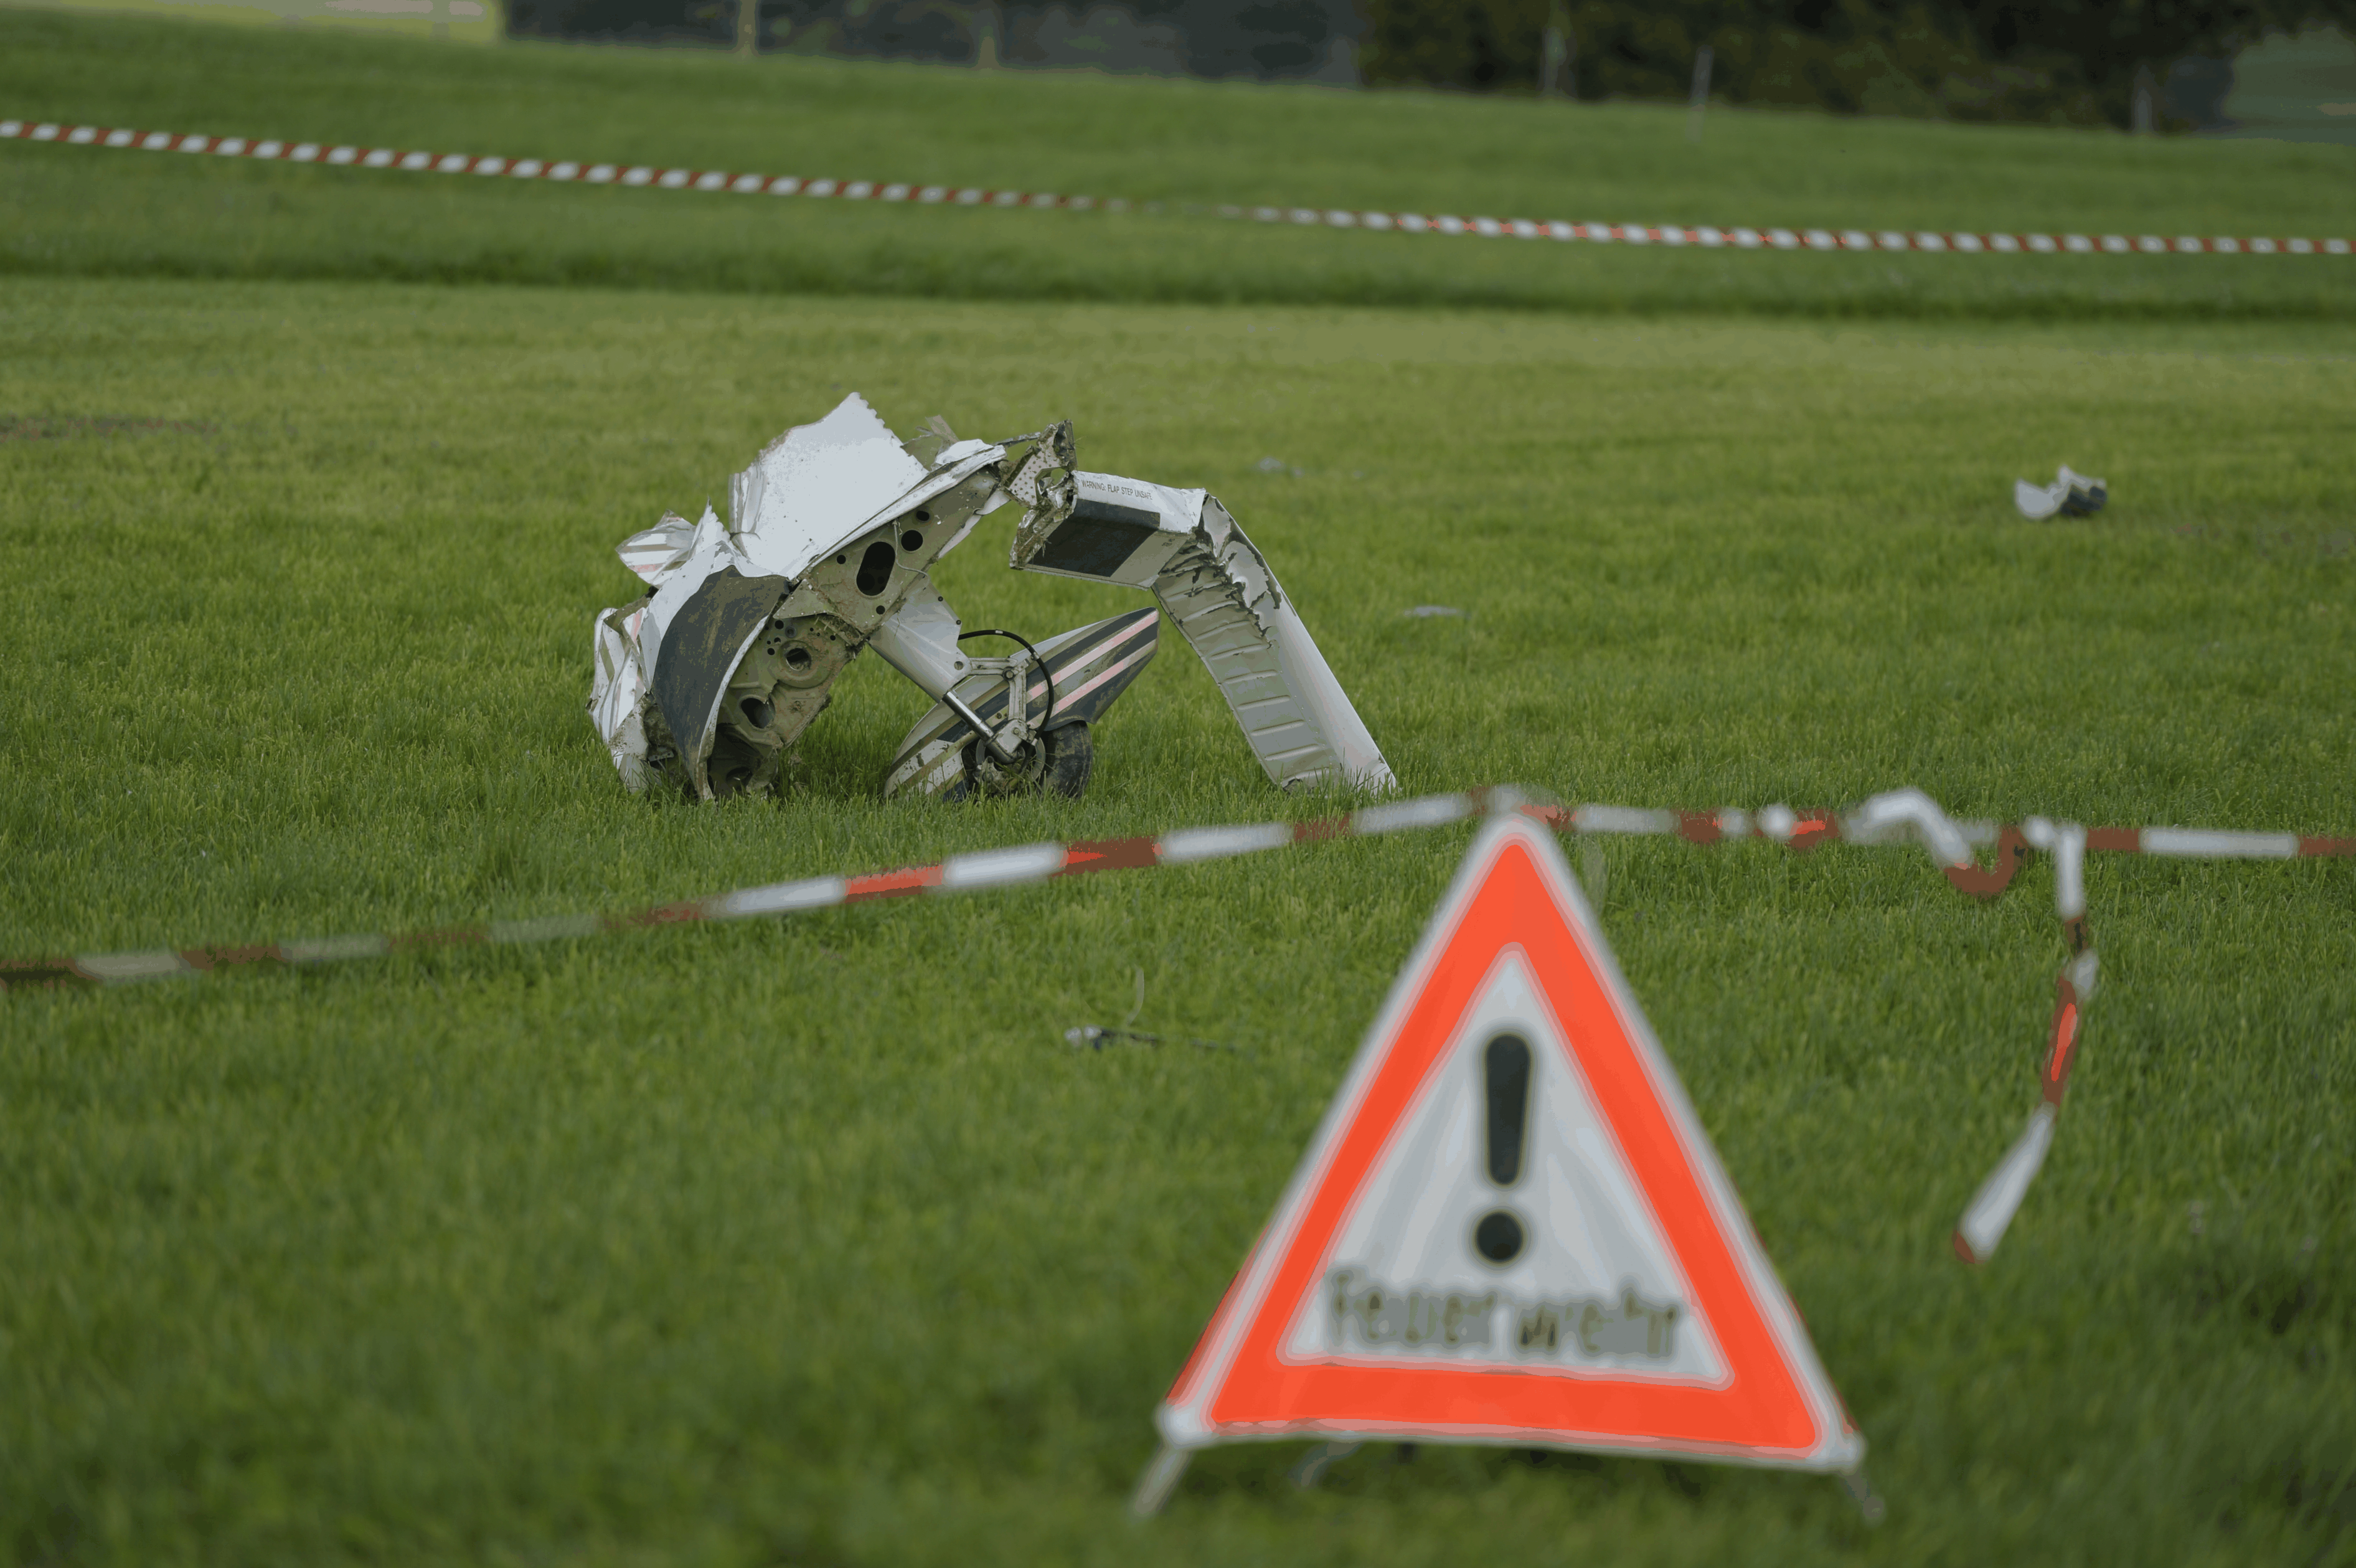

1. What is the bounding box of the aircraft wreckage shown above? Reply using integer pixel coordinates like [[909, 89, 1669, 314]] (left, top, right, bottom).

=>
[[588, 395, 1392, 802]]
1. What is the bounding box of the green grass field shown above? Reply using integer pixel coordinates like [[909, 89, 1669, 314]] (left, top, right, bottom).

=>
[[5, 10, 2355, 320], [4, 12, 2355, 1565]]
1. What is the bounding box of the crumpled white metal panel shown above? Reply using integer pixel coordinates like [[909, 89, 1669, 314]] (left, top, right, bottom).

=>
[[587, 505, 766, 793], [615, 511, 699, 587], [1078, 471, 1206, 531], [641, 526, 756, 687], [730, 392, 929, 581], [587, 602, 653, 792], [2013, 464, 2106, 520]]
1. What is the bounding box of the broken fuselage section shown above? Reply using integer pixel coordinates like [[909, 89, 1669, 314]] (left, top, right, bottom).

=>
[[586, 395, 1392, 802]]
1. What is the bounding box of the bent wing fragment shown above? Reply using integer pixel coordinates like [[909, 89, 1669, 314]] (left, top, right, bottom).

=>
[[1011, 472, 1392, 793], [1154, 498, 1392, 793]]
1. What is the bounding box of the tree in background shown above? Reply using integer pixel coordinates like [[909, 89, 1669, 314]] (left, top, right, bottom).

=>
[[511, 0, 1359, 77], [1356, 0, 2356, 127]]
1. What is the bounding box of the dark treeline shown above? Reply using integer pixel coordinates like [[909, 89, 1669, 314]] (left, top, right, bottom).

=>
[[1361, 0, 2356, 127], [506, 0, 1361, 81], [501, 0, 2354, 129]]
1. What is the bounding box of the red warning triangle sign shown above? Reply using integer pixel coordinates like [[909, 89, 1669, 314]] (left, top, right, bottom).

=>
[[1156, 811, 1859, 1471]]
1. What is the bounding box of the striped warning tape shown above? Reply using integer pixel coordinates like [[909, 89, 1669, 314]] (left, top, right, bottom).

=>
[[4, 785, 2346, 993], [8, 782, 2343, 1264], [0, 788, 1503, 991], [6, 115, 2350, 259], [1951, 818, 2096, 1265]]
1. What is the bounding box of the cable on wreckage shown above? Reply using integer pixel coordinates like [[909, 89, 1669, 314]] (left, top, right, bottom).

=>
[[957, 628, 1059, 745]]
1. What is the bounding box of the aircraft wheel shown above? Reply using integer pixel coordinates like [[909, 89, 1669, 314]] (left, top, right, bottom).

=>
[[957, 723, 1091, 801]]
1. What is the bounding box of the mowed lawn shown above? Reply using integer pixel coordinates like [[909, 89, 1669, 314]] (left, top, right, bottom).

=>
[[1, 275, 2351, 1564], [6, 9, 2356, 322]]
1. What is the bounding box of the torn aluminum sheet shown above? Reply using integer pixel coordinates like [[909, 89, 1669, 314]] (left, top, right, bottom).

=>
[[587, 397, 1391, 803], [2013, 464, 2107, 520]]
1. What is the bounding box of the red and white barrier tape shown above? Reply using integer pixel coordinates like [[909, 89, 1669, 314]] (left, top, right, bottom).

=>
[[0, 788, 1508, 991], [1951, 819, 2095, 1266], [6, 117, 2350, 259], [6, 784, 2344, 1262], [4, 785, 2344, 991]]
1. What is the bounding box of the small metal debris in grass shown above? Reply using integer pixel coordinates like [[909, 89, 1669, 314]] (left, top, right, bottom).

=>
[[1066, 967, 1241, 1052], [2013, 464, 2107, 520], [1255, 456, 1305, 477], [586, 395, 1392, 803], [1064, 1024, 1241, 1053], [1402, 605, 1467, 618]]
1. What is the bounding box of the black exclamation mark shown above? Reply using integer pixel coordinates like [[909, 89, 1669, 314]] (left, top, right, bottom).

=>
[[1472, 1033, 1531, 1265]]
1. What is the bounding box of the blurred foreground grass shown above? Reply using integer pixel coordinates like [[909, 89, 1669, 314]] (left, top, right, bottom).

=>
[[1, 277, 2351, 1564]]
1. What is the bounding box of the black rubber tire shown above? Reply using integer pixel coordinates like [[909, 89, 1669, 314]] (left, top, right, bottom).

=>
[[956, 722, 1093, 802], [1038, 722, 1093, 799]]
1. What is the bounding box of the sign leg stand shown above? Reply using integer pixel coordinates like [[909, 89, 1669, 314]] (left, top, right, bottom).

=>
[[1841, 1468, 1888, 1524], [1129, 1443, 1192, 1518], [1288, 1441, 1363, 1489]]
